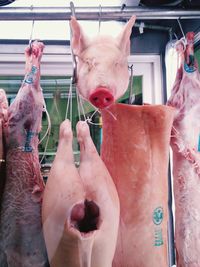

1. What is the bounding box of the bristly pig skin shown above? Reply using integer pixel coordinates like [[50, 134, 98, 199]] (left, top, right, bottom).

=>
[[0, 41, 49, 267]]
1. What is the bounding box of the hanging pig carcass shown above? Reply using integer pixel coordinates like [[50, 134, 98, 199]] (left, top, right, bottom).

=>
[[101, 103, 174, 267], [41, 16, 138, 266], [0, 89, 8, 212], [70, 15, 136, 109], [0, 41, 49, 267], [42, 120, 120, 267], [167, 32, 200, 267]]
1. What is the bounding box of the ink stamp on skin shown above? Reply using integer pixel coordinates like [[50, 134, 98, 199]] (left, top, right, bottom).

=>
[[25, 66, 38, 84], [153, 206, 164, 247]]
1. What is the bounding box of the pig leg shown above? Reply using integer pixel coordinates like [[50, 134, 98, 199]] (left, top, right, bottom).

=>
[[77, 121, 119, 267], [43, 120, 77, 264], [43, 120, 92, 267]]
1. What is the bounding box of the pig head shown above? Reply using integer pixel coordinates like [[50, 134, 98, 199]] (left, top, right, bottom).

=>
[[70, 16, 136, 109]]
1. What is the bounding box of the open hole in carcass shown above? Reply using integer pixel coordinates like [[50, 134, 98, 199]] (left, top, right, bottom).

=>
[[71, 199, 100, 233]]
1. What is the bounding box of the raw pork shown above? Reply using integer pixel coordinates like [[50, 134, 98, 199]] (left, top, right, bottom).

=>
[[0, 41, 49, 267], [101, 103, 174, 267], [167, 32, 200, 267], [0, 89, 8, 210], [70, 15, 136, 109], [42, 119, 119, 267]]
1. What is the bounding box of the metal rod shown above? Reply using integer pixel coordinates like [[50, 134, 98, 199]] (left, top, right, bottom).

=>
[[135, 22, 171, 31], [0, 6, 200, 20], [69, 1, 77, 84], [177, 18, 185, 38]]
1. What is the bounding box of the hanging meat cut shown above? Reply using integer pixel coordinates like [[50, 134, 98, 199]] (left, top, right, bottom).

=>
[[70, 15, 136, 109], [0, 41, 49, 267], [101, 103, 174, 267], [0, 89, 8, 212], [167, 32, 200, 267], [42, 119, 120, 267]]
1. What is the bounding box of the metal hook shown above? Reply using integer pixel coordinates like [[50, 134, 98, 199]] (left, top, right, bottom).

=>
[[69, 1, 77, 84], [128, 65, 134, 104], [177, 18, 185, 39], [55, 79, 58, 91], [29, 5, 35, 51], [98, 5, 102, 33], [121, 3, 126, 12], [70, 1, 76, 17]]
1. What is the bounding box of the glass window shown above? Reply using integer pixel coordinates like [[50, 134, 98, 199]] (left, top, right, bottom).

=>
[[0, 74, 143, 168]]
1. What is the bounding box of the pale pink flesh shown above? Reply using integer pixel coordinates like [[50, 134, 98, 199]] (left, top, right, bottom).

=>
[[42, 120, 120, 267], [167, 32, 200, 267], [101, 103, 174, 267], [0, 42, 48, 267]]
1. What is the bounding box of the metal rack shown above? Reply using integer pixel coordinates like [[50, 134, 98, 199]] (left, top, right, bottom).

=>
[[0, 6, 200, 20]]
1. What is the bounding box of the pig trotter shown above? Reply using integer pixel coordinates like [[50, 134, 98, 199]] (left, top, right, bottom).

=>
[[59, 119, 73, 142], [76, 121, 96, 154], [71, 200, 100, 234]]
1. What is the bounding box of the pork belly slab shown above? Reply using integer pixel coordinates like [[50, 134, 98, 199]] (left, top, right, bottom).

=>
[[101, 103, 174, 267]]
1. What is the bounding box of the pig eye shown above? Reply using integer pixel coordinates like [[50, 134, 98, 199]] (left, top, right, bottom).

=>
[[85, 59, 98, 70], [115, 62, 119, 67], [85, 59, 93, 67]]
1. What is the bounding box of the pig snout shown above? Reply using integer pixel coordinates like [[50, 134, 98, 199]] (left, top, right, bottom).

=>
[[89, 87, 114, 109]]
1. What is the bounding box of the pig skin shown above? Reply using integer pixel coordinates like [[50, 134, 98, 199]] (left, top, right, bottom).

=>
[[167, 33, 200, 267], [42, 120, 120, 267], [101, 103, 174, 267], [0, 42, 49, 267], [0, 89, 8, 214]]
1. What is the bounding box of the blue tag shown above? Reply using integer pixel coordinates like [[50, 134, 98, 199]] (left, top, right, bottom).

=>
[[198, 135, 200, 152]]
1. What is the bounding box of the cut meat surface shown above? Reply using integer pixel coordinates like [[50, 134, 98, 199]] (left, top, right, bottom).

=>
[[101, 103, 174, 267], [167, 32, 200, 267], [0, 89, 8, 213], [0, 41, 49, 267], [71, 200, 100, 233], [42, 119, 120, 267]]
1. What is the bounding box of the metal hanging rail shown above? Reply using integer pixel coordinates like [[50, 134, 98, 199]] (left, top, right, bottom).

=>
[[0, 6, 200, 20]]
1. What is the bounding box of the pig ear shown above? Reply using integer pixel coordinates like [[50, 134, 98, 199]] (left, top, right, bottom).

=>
[[70, 16, 89, 56], [116, 15, 136, 56]]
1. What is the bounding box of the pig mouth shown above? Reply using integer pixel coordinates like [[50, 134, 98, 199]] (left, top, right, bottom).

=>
[[70, 199, 100, 236]]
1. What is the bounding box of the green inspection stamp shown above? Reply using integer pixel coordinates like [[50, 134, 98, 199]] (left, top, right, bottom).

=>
[[153, 206, 163, 225], [153, 206, 164, 247], [154, 228, 164, 246]]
